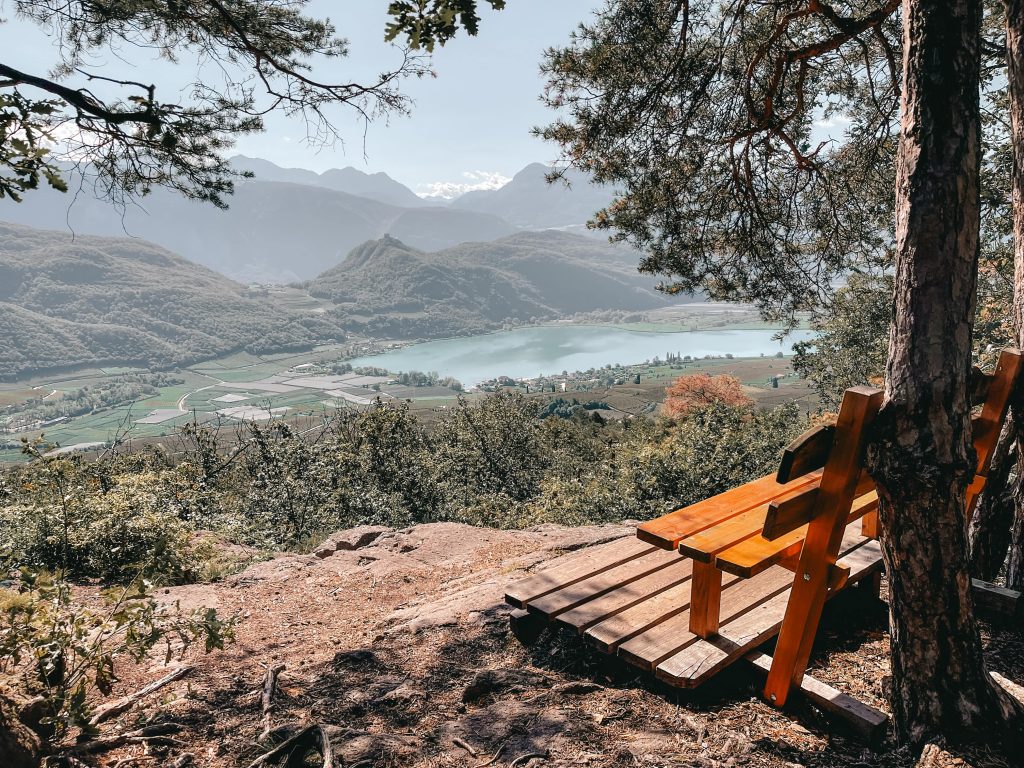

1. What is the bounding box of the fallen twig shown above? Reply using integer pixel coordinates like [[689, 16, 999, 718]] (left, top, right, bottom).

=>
[[88, 666, 193, 726], [259, 663, 286, 742], [473, 745, 506, 768], [70, 723, 184, 755], [453, 737, 479, 757]]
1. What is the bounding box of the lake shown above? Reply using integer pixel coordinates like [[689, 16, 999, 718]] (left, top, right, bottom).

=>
[[348, 326, 815, 387]]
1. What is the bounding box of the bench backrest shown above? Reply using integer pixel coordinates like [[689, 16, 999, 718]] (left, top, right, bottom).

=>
[[763, 348, 1022, 541]]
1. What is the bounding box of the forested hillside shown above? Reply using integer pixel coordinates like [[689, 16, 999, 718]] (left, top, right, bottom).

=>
[[308, 231, 674, 337], [0, 223, 346, 379]]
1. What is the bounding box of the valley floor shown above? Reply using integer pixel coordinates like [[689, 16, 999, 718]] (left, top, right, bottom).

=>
[[79, 522, 1024, 768]]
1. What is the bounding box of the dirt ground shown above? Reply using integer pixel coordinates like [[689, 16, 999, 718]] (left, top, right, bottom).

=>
[[73, 522, 1024, 768]]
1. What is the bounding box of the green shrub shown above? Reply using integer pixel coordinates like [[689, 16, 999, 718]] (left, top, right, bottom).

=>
[[0, 569, 234, 745]]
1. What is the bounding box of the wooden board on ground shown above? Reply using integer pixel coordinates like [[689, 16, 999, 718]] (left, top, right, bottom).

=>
[[744, 651, 889, 742]]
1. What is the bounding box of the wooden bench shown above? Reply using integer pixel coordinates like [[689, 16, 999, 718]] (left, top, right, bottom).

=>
[[506, 349, 1022, 735]]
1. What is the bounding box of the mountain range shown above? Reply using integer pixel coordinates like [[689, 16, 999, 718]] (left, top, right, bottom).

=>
[[0, 222, 346, 380], [0, 222, 670, 378], [307, 230, 670, 338], [0, 159, 616, 283]]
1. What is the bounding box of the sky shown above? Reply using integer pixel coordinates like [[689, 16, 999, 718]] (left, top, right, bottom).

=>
[[0, 1, 601, 198]]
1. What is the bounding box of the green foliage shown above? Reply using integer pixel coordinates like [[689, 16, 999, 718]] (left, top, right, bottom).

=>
[[386, 0, 507, 51], [2, 394, 808, 575], [0, 93, 66, 202], [0, 453, 202, 585], [3, 0, 433, 205], [792, 274, 893, 410], [0, 569, 233, 742]]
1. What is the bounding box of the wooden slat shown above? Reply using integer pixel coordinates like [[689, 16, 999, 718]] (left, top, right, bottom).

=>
[[585, 579, 697, 653], [677, 504, 775, 563], [618, 569, 784, 670], [556, 557, 693, 632], [505, 536, 654, 608], [718, 492, 879, 579], [776, 424, 835, 483], [636, 471, 822, 550], [974, 349, 1024, 478], [764, 385, 883, 707], [527, 548, 682, 618], [657, 537, 883, 688], [762, 471, 874, 541], [744, 651, 889, 742]]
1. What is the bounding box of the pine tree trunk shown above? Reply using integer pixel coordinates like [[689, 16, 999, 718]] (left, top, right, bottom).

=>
[[1007, 0, 1024, 595], [969, 423, 1017, 580], [1008, 465, 1024, 589], [867, 0, 1024, 748]]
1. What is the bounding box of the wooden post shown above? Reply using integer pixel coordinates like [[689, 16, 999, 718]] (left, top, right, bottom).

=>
[[764, 386, 883, 707], [860, 509, 880, 539], [689, 559, 723, 637], [966, 350, 1023, 516]]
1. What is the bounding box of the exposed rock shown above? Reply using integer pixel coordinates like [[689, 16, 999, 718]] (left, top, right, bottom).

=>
[[0, 687, 43, 768], [313, 526, 391, 558]]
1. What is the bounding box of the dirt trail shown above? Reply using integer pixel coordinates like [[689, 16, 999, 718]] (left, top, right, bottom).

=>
[[83, 522, 1024, 768]]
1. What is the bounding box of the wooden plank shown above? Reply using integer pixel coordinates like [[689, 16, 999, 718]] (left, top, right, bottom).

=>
[[636, 471, 822, 550], [677, 504, 774, 563], [763, 387, 883, 707], [618, 568, 785, 670], [527, 548, 682, 618], [974, 349, 1024, 478], [658, 538, 883, 688], [744, 651, 889, 742], [971, 578, 1023, 621], [718, 492, 879, 579], [762, 471, 874, 541], [689, 560, 723, 637], [505, 536, 654, 608], [585, 579, 696, 653], [776, 424, 835, 483], [556, 557, 693, 632]]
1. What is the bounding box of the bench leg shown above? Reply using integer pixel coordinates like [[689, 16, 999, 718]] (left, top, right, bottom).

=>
[[509, 608, 547, 645], [860, 509, 879, 539], [689, 560, 722, 638], [861, 570, 883, 600]]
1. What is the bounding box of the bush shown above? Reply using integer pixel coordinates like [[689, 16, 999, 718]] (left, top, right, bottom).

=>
[[0, 569, 234, 748], [0, 460, 199, 584]]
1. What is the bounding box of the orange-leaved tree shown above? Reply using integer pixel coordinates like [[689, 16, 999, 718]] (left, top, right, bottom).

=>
[[663, 373, 752, 417]]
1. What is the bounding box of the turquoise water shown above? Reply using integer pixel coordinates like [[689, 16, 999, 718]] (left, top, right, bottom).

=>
[[349, 326, 815, 387]]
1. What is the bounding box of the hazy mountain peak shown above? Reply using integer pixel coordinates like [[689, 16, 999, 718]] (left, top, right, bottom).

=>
[[229, 155, 426, 208]]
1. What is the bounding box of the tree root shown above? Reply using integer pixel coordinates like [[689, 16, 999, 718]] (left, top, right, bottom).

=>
[[88, 666, 193, 727], [247, 724, 336, 768], [259, 664, 286, 742]]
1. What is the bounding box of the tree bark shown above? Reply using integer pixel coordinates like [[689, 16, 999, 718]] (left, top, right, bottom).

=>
[[1009, 472, 1024, 588], [969, 422, 1018, 580], [867, 0, 1024, 749], [1007, 0, 1024, 595]]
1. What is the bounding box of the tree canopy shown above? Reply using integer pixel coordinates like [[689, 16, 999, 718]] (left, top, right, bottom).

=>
[[0, 0, 448, 206]]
